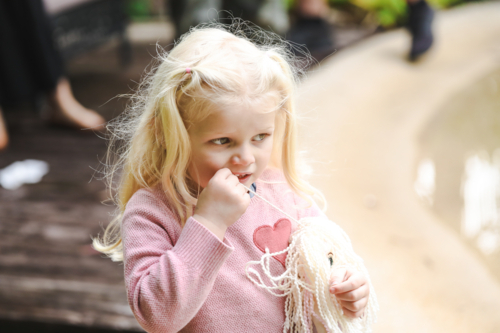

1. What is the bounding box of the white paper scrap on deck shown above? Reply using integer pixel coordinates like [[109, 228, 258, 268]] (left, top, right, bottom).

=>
[[0, 159, 49, 190]]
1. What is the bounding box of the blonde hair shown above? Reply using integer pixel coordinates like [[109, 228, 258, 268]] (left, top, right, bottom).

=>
[[93, 21, 324, 262]]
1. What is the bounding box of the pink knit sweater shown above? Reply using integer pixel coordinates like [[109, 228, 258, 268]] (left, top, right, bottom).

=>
[[122, 169, 323, 332]]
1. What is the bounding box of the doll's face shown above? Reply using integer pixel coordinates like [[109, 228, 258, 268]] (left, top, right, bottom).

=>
[[187, 100, 277, 190]]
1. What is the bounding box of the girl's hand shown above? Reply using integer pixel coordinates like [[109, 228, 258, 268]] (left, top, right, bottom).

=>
[[329, 267, 370, 318], [193, 168, 251, 240]]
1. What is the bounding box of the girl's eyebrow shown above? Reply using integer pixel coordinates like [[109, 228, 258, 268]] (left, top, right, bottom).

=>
[[201, 126, 275, 137], [204, 130, 237, 136]]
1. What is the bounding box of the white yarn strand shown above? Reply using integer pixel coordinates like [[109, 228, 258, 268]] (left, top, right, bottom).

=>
[[241, 184, 379, 332], [241, 184, 302, 225]]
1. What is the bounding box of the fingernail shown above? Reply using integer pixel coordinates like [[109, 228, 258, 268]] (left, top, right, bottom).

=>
[[330, 287, 336, 293]]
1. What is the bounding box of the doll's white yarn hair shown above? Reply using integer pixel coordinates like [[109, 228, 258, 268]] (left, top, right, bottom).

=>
[[244, 190, 379, 333]]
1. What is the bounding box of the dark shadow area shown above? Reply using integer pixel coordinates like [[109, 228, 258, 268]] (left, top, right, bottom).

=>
[[0, 319, 142, 333]]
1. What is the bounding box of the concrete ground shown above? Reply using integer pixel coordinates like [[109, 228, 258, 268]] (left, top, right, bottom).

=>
[[297, 2, 500, 332]]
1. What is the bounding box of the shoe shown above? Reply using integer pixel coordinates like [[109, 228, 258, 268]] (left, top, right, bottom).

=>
[[408, 0, 434, 61]]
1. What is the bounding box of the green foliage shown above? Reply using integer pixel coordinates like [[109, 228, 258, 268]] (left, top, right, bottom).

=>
[[329, 0, 352, 4], [351, 0, 467, 27], [428, 0, 467, 8], [357, 0, 406, 26], [126, 0, 152, 21], [285, 0, 295, 9], [282, 0, 468, 27]]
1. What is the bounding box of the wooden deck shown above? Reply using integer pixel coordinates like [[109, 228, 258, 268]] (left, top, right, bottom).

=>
[[0, 42, 160, 332]]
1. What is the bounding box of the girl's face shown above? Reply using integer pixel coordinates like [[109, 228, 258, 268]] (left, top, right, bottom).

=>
[[187, 100, 277, 190]]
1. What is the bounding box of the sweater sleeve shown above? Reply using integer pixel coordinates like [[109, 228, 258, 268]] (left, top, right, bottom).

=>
[[122, 191, 234, 333]]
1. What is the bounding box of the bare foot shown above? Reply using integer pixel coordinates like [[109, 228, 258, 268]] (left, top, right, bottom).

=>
[[297, 0, 329, 18], [0, 108, 9, 150], [47, 78, 106, 131]]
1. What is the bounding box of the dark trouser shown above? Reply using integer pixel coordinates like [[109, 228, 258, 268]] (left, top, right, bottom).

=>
[[0, 0, 63, 107], [168, 0, 265, 40]]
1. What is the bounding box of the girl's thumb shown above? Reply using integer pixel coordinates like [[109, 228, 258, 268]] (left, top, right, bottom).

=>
[[329, 267, 347, 292]]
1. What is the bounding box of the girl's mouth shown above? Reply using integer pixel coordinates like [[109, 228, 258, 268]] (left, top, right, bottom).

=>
[[235, 173, 251, 183]]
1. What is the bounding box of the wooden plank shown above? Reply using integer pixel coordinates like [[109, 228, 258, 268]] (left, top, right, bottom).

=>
[[0, 275, 140, 330], [0, 43, 160, 331]]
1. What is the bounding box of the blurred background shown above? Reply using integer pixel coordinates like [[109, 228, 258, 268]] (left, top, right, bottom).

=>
[[0, 0, 499, 332]]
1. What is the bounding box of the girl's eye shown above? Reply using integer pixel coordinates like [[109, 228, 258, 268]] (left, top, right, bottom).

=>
[[254, 134, 268, 141], [211, 137, 230, 145]]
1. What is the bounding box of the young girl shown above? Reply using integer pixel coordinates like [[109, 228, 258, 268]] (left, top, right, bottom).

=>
[[94, 22, 371, 333]]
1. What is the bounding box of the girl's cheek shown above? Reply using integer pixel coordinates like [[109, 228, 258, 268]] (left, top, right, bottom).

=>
[[261, 144, 274, 163], [204, 152, 227, 169]]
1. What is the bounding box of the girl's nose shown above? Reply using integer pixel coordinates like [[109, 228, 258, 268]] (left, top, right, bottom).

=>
[[231, 144, 255, 166]]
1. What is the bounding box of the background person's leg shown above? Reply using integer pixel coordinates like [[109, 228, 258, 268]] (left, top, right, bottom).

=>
[[46, 78, 105, 130], [286, 0, 334, 61], [407, 0, 434, 61], [169, 0, 222, 40], [0, 0, 64, 107], [0, 108, 8, 150], [0, 0, 104, 136]]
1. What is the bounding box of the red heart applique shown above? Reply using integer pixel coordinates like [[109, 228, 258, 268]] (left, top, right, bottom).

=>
[[253, 218, 292, 266]]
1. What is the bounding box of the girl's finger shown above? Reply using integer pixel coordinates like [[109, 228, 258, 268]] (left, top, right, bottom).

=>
[[238, 184, 248, 197], [217, 168, 231, 179], [341, 306, 365, 319], [329, 267, 348, 292], [335, 283, 369, 301], [229, 175, 240, 186], [331, 272, 366, 294], [340, 297, 368, 313]]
